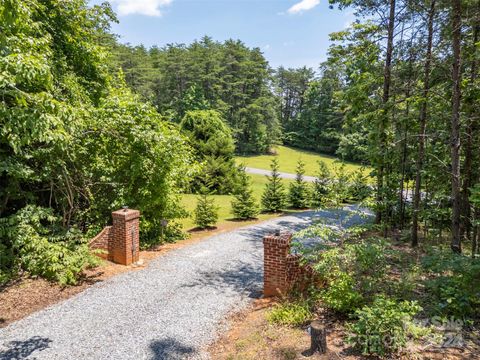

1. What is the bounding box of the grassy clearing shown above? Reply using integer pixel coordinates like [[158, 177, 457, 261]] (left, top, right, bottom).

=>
[[236, 145, 368, 176], [178, 145, 370, 232], [179, 173, 294, 231]]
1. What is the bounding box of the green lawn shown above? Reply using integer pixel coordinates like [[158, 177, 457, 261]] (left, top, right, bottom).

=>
[[179, 173, 293, 231], [236, 145, 368, 176], [179, 146, 369, 231]]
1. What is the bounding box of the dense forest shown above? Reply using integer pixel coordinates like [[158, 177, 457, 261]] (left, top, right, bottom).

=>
[[109, 39, 347, 159], [1, 0, 479, 304]]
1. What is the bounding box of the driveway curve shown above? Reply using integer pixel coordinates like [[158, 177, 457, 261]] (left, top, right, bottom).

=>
[[0, 207, 368, 360], [245, 167, 317, 182]]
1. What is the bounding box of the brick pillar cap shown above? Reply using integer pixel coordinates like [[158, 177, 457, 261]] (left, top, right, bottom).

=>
[[112, 208, 140, 221], [263, 233, 292, 247]]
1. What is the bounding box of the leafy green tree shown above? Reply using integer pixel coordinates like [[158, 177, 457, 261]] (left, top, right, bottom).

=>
[[261, 159, 287, 212], [312, 161, 332, 207], [0, 0, 196, 283], [194, 190, 219, 229], [289, 160, 310, 209], [231, 167, 259, 219], [278, 69, 343, 156], [180, 110, 237, 193], [83, 83, 196, 241]]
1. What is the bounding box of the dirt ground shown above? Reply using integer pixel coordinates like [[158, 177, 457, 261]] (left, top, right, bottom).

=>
[[209, 300, 479, 360], [210, 298, 355, 360]]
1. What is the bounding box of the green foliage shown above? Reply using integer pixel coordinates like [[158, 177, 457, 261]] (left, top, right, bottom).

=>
[[86, 85, 196, 242], [288, 160, 310, 209], [322, 270, 364, 313], [140, 221, 187, 250], [194, 191, 219, 229], [0, 206, 100, 285], [347, 297, 422, 356], [348, 167, 371, 201], [313, 238, 389, 314], [261, 158, 287, 213], [421, 247, 480, 318], [277, 67, 343, 156], [329, 162, 352, 205], [267, 300, 313, 327], [181, 110, 238, 194], [311, 161, 332, 207], [113, 36, 280, 153], [0, 241, 14, 285], [0, 0, 195, 284], [231, 167, 259, 219]]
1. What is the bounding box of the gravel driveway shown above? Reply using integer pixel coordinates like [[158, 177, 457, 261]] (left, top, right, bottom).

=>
[[0, 207, 368, 360]]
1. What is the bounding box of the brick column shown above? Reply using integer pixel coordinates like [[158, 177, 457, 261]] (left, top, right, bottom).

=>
[[263, 232, 292, 297], [111, 208, 140, 265]]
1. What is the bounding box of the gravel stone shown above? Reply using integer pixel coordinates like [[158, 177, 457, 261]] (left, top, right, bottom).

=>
[[0, 207, 367, 360]]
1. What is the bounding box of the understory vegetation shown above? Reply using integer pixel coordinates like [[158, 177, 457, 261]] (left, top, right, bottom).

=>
[[267, 220, 480, 357]]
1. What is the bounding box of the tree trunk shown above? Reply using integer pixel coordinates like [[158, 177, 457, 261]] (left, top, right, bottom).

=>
[[473, 208, 479, 257], [451, 0, 463, 253], [412, 0, 436, 247], [461, 14, 479, 248], [376, 0, 396, 226], [307, 320, 327, 355]]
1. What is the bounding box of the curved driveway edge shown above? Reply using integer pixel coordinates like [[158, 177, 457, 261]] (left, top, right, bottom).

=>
[[245, 167, 317, 182]]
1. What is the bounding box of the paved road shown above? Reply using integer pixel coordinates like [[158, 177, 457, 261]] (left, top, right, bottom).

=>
[[0, 208, 368, 360], [245, 167, 417, 202], [245, 167, 317, 182]]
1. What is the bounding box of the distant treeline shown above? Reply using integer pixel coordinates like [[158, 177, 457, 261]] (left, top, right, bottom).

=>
[[107, 37, 355, 160]]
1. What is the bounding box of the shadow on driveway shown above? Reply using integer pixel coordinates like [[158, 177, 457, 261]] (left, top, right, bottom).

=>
[[0, 336, 52, 360], [179, 259, 263, 299], [150, 338, 196, 360]]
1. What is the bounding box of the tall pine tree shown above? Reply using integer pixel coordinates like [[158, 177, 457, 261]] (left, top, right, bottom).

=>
[[231, 167, 259, 219], [261, 159, 287, 213], [289, 160, 310, 209], [312, 161, 332, 207]]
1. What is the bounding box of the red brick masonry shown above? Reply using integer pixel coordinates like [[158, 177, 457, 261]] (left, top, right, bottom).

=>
[[263, 232, 316, 297], [89, 226, 112, 259], [88, 209, 140, 266]]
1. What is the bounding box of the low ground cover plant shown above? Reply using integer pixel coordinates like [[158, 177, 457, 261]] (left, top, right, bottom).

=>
[[421, 247, 480, 318], [267, 298, 314, 327], [346, 296, 425, 356]]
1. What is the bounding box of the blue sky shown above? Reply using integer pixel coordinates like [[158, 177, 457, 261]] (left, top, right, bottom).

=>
[[91, 0, 353, 69]]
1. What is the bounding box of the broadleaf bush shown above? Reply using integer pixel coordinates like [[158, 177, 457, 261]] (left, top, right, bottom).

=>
[[346, 296, 423, 356], [421, 247, 480, 318], [0, 206, 100, 285], [312, 237, 390, 314]]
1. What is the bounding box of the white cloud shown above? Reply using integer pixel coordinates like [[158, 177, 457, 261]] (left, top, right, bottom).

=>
[[110, 0, 172, 17], [287, 0, 320, 15]]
